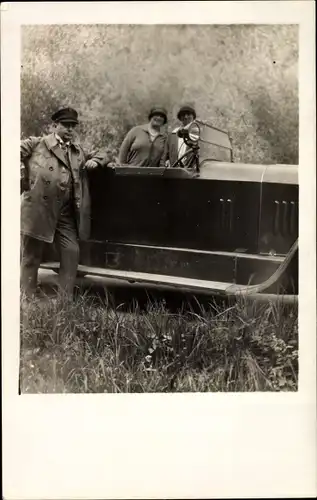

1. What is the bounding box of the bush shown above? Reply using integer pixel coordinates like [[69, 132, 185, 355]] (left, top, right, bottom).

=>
[[21, 24, 298, 163]]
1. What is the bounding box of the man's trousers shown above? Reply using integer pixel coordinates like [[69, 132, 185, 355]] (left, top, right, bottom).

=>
[[20, 207, 79, 298]]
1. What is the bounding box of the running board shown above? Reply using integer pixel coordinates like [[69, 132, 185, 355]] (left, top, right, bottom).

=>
[[226, 239, 298, 296], [41, 263, 231, 293], [40, 262, 297, 303]]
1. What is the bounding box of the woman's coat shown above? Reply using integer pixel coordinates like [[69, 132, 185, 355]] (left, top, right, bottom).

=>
[[118, 124, 166, 168]]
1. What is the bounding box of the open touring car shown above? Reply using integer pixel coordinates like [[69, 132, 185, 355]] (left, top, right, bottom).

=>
[[41, 120, 298, 303]]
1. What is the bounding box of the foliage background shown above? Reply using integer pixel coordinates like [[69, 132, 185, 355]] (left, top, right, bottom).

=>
[[21, 24, 298, 164]]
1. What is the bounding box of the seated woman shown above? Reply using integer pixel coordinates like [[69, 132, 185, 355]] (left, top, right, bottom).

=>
[[118, 107, 167, 168], [160, 105, 197, 168]]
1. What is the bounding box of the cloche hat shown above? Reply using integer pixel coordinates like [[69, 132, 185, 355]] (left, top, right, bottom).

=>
[[177, 105, 196, 121], [148, 106, 168, 124]]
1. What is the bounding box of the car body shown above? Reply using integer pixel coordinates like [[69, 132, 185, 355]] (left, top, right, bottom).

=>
[[41, 120, 298, 302]]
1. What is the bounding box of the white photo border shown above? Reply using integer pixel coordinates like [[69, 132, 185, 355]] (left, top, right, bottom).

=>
[[1, 2, 316, 499]]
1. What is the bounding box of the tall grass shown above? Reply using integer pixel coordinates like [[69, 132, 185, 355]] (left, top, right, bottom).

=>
[[20, 291, 298, 393]]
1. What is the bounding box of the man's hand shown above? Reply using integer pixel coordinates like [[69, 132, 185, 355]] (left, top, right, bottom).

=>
[[84, 159, 99, 170]]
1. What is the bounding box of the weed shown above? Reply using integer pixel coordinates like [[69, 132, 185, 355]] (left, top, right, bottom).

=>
[[20, 292, 298, 393]]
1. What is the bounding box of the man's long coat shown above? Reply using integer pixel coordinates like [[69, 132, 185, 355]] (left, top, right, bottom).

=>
[[20, 133, 109, 242]]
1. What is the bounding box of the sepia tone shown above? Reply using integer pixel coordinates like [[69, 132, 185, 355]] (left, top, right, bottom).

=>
[[20, 24, 298, 394]]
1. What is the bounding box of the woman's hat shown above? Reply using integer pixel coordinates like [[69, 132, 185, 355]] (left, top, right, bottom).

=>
[[148, 106, 168, 124], [177, 105, 196, 121]]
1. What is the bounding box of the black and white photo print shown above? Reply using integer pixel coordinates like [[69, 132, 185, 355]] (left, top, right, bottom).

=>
[[19, 23, 299, 394], [2, 3, 315, 500]]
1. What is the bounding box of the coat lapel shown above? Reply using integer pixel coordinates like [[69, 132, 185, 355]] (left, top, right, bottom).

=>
[[52, 144, 70, 168], [44, 133, 82, 169], [68, 145, 82, 174], [44, 134, 69, 168]]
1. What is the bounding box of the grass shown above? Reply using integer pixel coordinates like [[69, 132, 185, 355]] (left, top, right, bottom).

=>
[[19, 289, 298, 393]]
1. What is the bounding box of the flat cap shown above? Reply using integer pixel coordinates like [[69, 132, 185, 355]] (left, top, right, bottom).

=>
[[51, 107, 79, 124], [177, 105, 196, 121], [148, 106, 168, 124]]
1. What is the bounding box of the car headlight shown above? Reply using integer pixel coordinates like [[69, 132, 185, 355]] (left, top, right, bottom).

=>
[[188, 122, 200, 142]]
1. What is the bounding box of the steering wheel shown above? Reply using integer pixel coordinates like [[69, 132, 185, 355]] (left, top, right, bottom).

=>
[[170, 145, 200, 171], [169, 122, 201, 172]]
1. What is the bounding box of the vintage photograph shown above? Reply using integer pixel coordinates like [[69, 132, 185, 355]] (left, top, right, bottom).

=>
[[19, 23, 299, 394]]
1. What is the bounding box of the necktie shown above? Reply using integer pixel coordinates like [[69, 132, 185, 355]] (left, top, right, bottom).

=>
[[60, 141, 70, 153]]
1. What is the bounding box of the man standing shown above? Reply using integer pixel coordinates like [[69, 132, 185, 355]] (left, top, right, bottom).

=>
[[20, 107, 113, 299], [160, 105, 197, 168]]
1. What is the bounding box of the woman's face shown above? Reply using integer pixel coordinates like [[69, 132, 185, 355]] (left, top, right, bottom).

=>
[[180, 112, 195, 127], [150, 114, 166, 129]]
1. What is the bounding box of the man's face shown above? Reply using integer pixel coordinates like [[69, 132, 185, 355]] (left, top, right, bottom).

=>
[[54, 121, 77, 142], [180, 112, 195, 127]]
